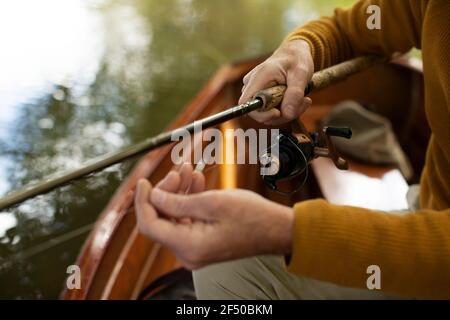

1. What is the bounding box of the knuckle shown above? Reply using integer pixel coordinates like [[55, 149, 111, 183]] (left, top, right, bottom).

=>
[[280, 44, 300, 57], [277, 56, 295, 68], [294, 62, 314, 81], [272, 49, 297, 67], [243, 70, 254, 82], [247, 65, 261, 77], [257, 61, 278, 75], [294, 65, 310, 78]]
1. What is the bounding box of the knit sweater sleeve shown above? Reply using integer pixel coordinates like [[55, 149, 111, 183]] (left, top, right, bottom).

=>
[[285, 0, 450, 299], [286, 0, 425, 71], [288, 200, 450, 299]]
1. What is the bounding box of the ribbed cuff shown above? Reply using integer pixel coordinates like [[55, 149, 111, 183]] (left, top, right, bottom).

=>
[[286, 199, 370, 289]]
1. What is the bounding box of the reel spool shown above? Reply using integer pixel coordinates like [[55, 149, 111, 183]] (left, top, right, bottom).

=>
[[259, 120, 352, 195]]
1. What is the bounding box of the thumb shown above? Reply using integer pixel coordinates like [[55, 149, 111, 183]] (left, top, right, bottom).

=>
[[280, 71, 309, 120], [151, 188, 210, 220]]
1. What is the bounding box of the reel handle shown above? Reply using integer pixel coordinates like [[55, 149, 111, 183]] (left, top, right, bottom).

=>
[[324, 126, 352, 139], [314, 126, 352, 170]]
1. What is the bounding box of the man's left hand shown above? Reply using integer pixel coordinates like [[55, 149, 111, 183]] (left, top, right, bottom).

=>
[[134, 163, 294, 270]]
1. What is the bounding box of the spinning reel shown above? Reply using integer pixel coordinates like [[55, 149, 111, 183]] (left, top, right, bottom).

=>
[[259, 120, 352, 195]]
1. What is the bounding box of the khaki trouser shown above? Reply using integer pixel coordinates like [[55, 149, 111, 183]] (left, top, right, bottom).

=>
[[193, 186, 419, 300]]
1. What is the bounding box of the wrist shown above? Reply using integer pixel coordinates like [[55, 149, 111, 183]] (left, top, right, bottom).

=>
[[271, 204, 295, 255], [281, 206, 295, 254], [276, 39, 314, 76], [279, 39, 311, 58]]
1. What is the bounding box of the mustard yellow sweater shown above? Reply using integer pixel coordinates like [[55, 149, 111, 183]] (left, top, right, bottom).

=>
[[286, 0, 450, 299]]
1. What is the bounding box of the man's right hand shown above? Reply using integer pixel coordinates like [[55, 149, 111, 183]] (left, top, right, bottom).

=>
[[239, 39, 314, 125]]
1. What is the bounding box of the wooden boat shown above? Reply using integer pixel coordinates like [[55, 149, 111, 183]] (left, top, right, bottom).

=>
[[63, 55, 429, 299]]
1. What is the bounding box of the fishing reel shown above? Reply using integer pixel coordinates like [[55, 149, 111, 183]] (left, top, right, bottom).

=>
[[259, 120, 352, 195]]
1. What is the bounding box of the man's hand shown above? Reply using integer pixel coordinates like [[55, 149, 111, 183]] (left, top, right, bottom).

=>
[[239, 39, 314, 125], [135, 163, 294, 270]]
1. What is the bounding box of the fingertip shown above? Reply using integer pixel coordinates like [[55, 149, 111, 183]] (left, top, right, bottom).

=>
[[135, 179, 155, 225], [281, 103, 299, 120], [270, 108, 282, 118], [239, 86, 249, 105], [136, 179, 150, 196], [190, 171, 206, 193], [300, 97, 313, 114], [178, 163, 194, 193], [192, 169, 205, 179], [137, 178, 148, 187], [168, 170, 181, 186], [250, 108, 281, 123], [156, 170, 180, 192], [304, 97, 312, 108], [167, 170, 179, 179]]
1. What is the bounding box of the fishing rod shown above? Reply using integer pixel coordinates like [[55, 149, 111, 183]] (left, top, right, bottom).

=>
[[0, 55, 386, 210]]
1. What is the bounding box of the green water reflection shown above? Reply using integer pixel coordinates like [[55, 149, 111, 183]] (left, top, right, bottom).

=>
[[0, 0, 355, 298]]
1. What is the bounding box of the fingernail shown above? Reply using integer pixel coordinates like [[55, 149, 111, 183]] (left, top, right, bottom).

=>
[[284, 104, 296, 119], [305, 98, 312, 107]]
